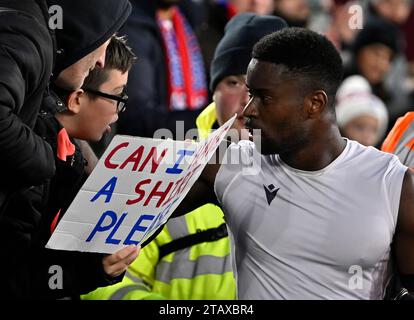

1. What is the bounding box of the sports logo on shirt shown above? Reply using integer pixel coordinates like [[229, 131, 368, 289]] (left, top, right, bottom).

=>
[[263, 184, 280, 205]]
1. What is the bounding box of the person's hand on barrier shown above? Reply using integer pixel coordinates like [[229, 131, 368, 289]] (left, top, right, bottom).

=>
[[102, 245, 141, 277]]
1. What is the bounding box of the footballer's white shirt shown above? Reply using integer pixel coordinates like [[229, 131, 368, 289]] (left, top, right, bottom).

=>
[[215, 139, 407, 300]]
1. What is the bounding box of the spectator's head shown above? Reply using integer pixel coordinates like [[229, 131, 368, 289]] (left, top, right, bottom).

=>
[[336, 76, 388, 146], [244, 28, 343, 155], [230, 0, 275, 15], [210, 13, 287, 137], [55, 36, 136, 142], [352, 18, 401, 85], [49, 0, 132, 90], [272, 0, 310, 27], [369, 0, 411, 25], [326, 0, 361, 48]]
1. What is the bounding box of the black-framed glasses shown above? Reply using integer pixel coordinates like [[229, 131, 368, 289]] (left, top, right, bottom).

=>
[[83, 88, 128, 113]]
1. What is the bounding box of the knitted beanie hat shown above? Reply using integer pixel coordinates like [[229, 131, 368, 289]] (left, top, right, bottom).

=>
[[210, 13, 287, 92]]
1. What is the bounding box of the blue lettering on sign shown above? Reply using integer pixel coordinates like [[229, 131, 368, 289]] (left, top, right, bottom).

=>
[[106, 212, 127, 245], [124, 214, 156, 245], [90, 176, 117, 203], [165, 149, 194, 174], [86, 203, 181, 246], [145, 198, 178, 238], [86, 210, 117, 242]]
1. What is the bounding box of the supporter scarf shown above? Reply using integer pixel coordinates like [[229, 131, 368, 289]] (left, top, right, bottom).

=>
[[157, 7, 208, 111]]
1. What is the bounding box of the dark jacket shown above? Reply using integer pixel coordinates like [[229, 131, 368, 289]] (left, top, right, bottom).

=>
[[0, 0, 132, 299], [0, 96, 122, 300], [117, 0, 204, 139], [0, 0, 55, 207]]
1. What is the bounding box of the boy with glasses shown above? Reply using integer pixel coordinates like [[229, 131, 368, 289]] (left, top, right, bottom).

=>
[[82, 88, 128, 114], [24, 35, 138, 299], [51, 34, 133, 144]]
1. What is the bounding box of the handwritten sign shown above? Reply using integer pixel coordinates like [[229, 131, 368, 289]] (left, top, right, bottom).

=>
[[46, 116, 235, 254]]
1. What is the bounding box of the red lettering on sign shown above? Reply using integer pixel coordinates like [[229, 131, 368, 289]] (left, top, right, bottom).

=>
[[120, 146, 144, 171], [139, 147, 168, 174], [104, 142, 129, 169], [144, 181, 174, 208], [126, 179, 152, 205]]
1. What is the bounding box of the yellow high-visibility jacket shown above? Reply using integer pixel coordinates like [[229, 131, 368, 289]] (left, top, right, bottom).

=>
[[82, 102, 236, 300]]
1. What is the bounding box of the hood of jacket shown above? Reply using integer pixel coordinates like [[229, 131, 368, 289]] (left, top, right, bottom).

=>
[[47, 0, 132, 79]]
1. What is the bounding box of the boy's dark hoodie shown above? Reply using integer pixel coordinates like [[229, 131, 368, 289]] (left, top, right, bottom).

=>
[[0, 0, 132, 299]]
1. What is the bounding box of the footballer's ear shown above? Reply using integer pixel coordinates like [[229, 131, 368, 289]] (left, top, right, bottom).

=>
[[66, 89, 85, 114], [305, 90, 328, 119]]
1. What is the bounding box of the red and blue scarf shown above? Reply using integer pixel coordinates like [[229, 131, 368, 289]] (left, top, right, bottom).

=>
[[157, 7, 208, 111]]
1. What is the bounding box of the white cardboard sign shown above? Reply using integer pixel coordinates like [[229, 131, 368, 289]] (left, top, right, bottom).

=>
[[46, 116, 235, 254]]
